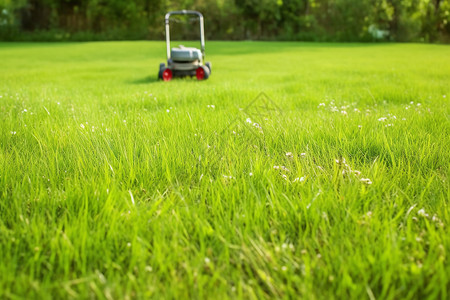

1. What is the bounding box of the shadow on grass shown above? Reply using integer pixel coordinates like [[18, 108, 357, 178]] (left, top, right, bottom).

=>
[[128, 76, 159, 85]]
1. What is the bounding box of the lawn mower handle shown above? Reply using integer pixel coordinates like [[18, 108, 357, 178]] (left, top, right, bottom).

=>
[[165, 10, 205, 60]]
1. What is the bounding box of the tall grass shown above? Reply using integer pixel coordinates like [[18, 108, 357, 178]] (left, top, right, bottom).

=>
[[0, 41, 449, 299]]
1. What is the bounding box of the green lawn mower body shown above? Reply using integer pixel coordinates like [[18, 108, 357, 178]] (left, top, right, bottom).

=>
[[158, 10, 212, 81]]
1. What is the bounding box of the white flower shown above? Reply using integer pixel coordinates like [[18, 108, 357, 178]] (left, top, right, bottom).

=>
[[249, 172, 253, 176], [11, 131, 16, 135], [341, 110, 347, 115], [253, 123, 262, 129], [293, 177, 305, 182], [358, 125, 362, 128], [417, 209, 429, 218], [360, 178, 372, 185], [353, 170, 361, 176], [378, 117, 387, 122], [273, 165, 280, 169], [166, 109, 170, 113], [300, 153, 306, 157], [286, 152, 293, 158], [204, 257, 210, 264], [281, 266, 288, 272], [80, 124, 85, 129], [318, 103, 326, 107], [246, 118, 252, 123], [145, 266, 153, 272]]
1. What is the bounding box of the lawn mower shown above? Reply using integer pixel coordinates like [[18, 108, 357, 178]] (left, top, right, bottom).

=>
[[158, 10, 211, 81]]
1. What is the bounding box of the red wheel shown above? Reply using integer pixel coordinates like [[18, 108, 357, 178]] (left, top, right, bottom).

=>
[[196, 67, 205, 80], [162, 69, 172, 81]]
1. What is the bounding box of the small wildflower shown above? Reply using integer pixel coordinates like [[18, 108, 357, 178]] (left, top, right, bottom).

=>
[[166, 109, 170, 113], [417, 209, 429, 218], [80, 124, 85, 129], [127, 242, 131, 248], [360, 178, 373, 185], [281, 266, 288, 272], [358, 125, 362, 128], [253, 123, 262, 130], [204, 257, 211, 264], [145, 266, 153, 272], [353, 170, 361, 176], [286, 152, 293, 158], [318, 103, 326, 107], [273, 165, 280, 170], [378, 117, 387, 122], [300, 153, 306, 157], [249, 172, 253, 176], [341, 110, 348, 115], [293, 177, 305, 182], [11, 131, 16, 135], [246, 118, 252, 123]]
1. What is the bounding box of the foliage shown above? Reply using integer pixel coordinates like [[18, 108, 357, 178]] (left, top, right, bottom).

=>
[[0, 0, 449, 42]]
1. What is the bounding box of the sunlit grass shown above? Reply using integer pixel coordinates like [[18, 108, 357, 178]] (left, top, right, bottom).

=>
[[0, 41, 449, 299]]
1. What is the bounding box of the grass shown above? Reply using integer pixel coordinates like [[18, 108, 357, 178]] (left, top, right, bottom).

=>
[[0, 41, 449, 299]]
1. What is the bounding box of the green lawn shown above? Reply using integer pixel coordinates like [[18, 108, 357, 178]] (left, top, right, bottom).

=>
[[1, 41, 449, 299]]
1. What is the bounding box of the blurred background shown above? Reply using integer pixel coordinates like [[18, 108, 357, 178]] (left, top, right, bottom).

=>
[[0, 0, 449, 42]]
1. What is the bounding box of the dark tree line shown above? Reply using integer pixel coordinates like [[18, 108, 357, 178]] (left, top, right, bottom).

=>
[[1, 0, 449, 42]]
